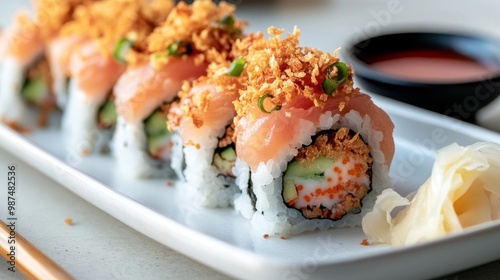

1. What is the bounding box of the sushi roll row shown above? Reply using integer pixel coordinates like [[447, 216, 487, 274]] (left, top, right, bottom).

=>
[[0, 1, 395, 236], [0, 0, 245, 178]]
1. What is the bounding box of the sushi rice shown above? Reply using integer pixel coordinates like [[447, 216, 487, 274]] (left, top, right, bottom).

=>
[[0, 58, 29, 122], [182, 125, 239, 207], [112, 116, 173, 178], [62, 78, 111, 155], [170, 131, 186, 182]]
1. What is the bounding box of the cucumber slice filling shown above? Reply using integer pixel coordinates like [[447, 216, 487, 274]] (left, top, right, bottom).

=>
[[97, 97, 117, 129], [213, 145, 236, 177], [144, 109, 170, 158], [21, 77, 49, 104]]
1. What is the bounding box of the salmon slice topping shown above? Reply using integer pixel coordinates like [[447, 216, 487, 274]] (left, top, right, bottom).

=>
[[235, 93, 395, 171], [114, 57, 208, 122], [0, 14, 44, 64], [69, 41, 126, 98]]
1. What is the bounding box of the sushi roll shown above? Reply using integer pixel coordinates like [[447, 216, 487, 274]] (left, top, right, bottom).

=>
[[37, 0, 94, 109], [0, 0, 93, 128], [0, 13, 49, 127], [167, 33, 261, 207], [112, 0, 246, 178], [58, 0, 172, 155], [233, 27, 395, 236]]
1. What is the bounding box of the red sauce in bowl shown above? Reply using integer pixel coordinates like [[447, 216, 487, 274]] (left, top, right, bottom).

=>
[[368, 49, 497, 83]]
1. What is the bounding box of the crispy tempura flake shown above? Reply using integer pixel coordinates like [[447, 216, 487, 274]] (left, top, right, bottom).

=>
[[147, 0, 247, 69], [234, 27, 358, 118], [167, 33, 262, 131], [60, 0, 173, 57], [34, 0, 90, 39]]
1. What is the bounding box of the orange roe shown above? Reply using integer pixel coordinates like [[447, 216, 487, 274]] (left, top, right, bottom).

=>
[[342, 156, 350, 164]]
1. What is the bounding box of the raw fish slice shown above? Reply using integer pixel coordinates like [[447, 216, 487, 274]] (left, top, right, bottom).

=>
[[235, 93, 395, 172], [0, 15, 44, 122]]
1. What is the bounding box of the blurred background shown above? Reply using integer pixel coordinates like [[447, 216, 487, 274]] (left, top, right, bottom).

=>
[[3, 0, 499, 58]]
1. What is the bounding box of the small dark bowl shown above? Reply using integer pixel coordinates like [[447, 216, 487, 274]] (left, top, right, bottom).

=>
[[346, 32, 500, 123]]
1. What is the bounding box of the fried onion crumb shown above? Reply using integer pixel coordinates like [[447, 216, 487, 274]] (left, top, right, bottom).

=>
[[234, 26, 358, 120]]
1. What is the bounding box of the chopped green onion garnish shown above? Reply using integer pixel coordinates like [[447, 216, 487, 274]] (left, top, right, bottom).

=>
[[21, 77, 48, 104], [221, 15, 235, 26], [168, 40, 192, 57], [113, 38, 134, 64], [144, 109, 169, 137], [97, 98, 117, 129], [213, 15, 241, 35], [322, 62, 349, 95], [226, 56, 246, 77], [258, 93, 282, 113]]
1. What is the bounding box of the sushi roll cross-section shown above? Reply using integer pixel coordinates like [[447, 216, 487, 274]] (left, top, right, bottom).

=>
[[282, 127, 373, 220]]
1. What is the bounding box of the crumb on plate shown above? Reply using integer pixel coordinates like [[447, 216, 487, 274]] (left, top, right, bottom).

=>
[[2, 118, 32, 134]]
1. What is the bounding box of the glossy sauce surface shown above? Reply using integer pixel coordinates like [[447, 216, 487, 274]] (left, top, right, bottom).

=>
[[368, 49, 497, 83]]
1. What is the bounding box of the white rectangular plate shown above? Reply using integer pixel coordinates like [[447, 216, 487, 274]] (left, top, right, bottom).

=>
[[1, 95, 500, 280]]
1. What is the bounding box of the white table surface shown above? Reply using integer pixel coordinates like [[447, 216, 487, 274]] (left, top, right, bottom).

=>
[[1, 1, 500, 279]]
